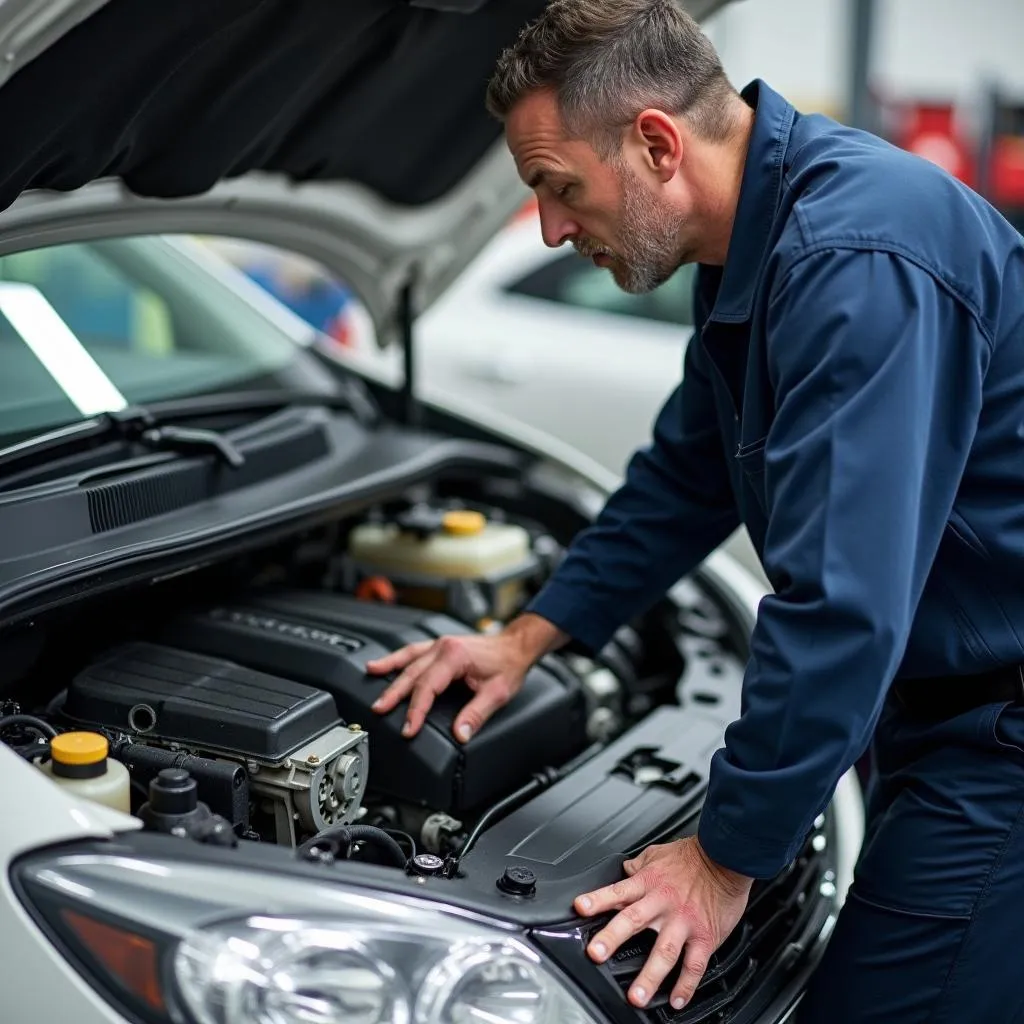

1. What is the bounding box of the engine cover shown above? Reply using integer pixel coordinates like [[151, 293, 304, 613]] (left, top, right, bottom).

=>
[[62, 642, 339, 759], [159, 590, 588, 815], [61, 643, 369, 845]]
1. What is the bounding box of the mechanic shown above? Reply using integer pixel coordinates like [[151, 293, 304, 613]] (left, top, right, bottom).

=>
[[369, 1, 1024, 1019]]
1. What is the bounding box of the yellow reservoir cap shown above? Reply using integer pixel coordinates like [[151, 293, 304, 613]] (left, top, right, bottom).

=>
[[51, 731, 109, 766], [442, 509, 486, 536]]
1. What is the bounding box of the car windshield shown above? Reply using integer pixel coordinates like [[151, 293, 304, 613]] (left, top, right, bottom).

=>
[[0, 234, 341, 444]]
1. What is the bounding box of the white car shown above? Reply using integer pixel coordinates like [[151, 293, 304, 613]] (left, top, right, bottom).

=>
[[0, 3, 861, 1024], [335, 207, 695, 477]]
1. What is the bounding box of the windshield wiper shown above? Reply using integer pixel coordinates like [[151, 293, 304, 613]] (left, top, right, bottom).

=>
[[0, 388, 372, 479], [138, 381, 379, 428], [103, 408, 245, 469]]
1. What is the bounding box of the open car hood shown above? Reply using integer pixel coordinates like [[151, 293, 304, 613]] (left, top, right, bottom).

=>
[[0, 0, 739, 346]]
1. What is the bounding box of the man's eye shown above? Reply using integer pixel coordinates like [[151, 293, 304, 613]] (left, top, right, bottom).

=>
[[556, 184, 574, 200]]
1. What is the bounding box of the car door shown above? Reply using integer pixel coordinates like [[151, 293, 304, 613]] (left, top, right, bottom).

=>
[[417, 227, 696, 475]]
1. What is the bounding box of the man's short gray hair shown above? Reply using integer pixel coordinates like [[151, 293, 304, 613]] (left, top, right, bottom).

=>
[[486, 0, 737, 157]]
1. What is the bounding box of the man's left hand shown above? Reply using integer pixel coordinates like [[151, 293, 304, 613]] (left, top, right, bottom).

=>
[[574, 836, 754, 1011]]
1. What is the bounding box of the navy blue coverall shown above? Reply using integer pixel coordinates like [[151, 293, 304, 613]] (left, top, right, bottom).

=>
[[528, 80, 1024, 1021]]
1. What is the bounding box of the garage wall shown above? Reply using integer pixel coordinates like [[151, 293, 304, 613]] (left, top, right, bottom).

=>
[[703, 0, 847, 114], [703, 0, 1024, 116]]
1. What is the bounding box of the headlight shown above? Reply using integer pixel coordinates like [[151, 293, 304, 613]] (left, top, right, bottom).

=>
[[175, 916, 594, 1024], [15, 850, 599, 1024]]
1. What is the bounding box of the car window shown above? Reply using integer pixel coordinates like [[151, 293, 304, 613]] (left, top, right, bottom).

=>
[[199, 238, 352, 339], [505, 252, 696, 326], [0, 235, 337, 442], [0, 243, 177, 355], [198, 237, 376, 351]]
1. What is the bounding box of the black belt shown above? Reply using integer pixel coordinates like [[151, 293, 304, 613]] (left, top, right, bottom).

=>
[[892, 663, 1024, 721]]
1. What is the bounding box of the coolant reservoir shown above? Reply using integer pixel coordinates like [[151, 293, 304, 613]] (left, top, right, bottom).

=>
[[350, 509, 529, 578], [40, 731, 132, 814], [347, 508, 534, 620]]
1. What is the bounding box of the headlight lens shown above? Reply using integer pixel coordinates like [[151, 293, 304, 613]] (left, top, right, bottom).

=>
[[16, 851, 598, 1024], [417, 943, 553, 1024], [174, 916, 596, 1024], [176, 923, 411, 1024]]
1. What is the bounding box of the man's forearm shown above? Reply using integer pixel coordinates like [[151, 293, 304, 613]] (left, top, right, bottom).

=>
[[502, 611, 570, 668], [523, 366, 741, 657]]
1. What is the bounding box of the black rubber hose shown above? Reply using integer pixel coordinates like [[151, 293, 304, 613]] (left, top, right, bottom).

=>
[[0, 714, 58, 739], [456, 765, 563, 866], [299, 824, 408, 869], [383, 828, 417, 861]]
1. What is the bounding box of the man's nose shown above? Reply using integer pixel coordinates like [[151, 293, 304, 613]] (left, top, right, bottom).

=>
[[538, 203, 579, 248]]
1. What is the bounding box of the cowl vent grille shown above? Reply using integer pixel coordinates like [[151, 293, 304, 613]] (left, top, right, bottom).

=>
[[84, 414, 330, 534], [87, 467, 208, 533]]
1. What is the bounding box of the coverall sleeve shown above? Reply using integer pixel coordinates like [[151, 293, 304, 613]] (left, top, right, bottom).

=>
[[526, 327, 740, 653], [698, 247, 990, 879]]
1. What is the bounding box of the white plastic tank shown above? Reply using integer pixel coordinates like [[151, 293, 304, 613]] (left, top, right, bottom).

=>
[[350, 509, 530, 577], [348, 508, 532, 619], [40, 731, 132, 814]]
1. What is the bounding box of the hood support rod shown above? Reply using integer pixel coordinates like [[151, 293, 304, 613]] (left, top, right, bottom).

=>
[[399, 273, 421, 428]]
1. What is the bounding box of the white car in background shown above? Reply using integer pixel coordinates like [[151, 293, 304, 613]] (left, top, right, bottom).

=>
[[420, 206, 698, 475], [342, 205, 697, 477]]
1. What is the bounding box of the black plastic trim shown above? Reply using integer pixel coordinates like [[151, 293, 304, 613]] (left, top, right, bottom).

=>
[[85, 415, 330, 533]]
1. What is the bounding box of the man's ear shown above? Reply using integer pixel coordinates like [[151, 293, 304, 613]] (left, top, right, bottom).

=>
[[630, 108, 683, 183]]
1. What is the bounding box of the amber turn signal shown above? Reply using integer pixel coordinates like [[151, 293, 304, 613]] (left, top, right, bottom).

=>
[[61, 909, 165, 1013]]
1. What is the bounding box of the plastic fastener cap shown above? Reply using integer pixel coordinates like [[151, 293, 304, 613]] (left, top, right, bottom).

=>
[[50, 731, 108, 765], [497, 865, 537, 897]]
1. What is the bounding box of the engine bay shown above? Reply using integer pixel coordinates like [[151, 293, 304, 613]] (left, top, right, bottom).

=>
[[58, 591, 592, 849], [0, 479, 745, 882], [0, 461, 848, 1022]]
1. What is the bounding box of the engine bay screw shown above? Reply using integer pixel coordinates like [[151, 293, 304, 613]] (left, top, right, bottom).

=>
[[307, 754, 320, 764], [348, 723, 363, 732], [497, 865, 537, 898]]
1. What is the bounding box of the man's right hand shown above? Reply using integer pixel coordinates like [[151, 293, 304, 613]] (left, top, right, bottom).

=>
[[366, 612, 568, 743]]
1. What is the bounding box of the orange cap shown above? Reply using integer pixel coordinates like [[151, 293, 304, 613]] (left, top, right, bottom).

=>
[[51, 731, 108, 766], [442, 510, 486, 536]]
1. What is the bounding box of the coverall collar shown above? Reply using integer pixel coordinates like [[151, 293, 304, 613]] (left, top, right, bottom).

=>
[[708, 79, 796, 323]]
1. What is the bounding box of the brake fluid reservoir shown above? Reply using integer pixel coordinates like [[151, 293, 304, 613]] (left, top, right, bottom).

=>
[[40, 731, 132, 814], [347, 508, 534, 620]]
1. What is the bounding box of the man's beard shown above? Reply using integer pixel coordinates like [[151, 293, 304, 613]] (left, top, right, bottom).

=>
[[572, 161, 687, 294]]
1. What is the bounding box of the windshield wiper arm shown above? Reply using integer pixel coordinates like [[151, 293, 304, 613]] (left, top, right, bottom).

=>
[[104, 408, 245, 469], [0, 388, 365, 479], [136, 383, 378, 429]]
